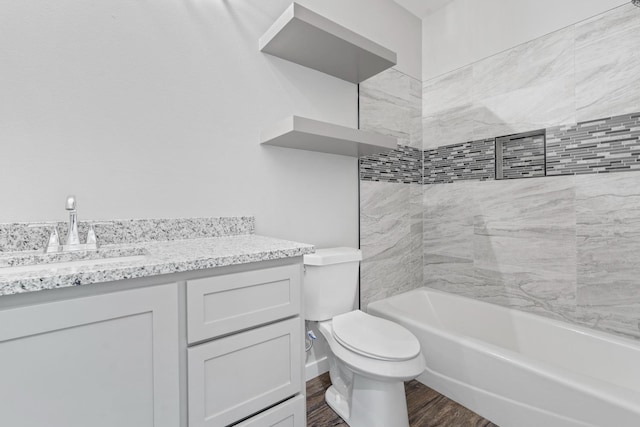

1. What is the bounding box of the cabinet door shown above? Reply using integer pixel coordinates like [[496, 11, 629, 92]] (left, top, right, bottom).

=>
[[188, 318, 303, 427], [0, 284, 180, 427]]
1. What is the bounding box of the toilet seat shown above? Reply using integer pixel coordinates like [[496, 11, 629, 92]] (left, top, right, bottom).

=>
[[331, 311, 421, 361]]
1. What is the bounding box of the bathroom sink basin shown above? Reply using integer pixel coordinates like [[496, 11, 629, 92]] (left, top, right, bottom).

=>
[[0, 248, 149, 275]]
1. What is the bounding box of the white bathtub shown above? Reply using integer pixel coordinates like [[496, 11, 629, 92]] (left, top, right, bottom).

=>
[[367, 288, 640, 427]]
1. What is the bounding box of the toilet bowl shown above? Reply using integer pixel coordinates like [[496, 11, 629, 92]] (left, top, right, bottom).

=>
[[316, 312, 425, 427], [303, 248, 425, 427]]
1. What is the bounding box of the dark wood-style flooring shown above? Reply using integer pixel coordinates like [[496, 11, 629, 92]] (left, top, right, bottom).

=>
[[307, 373, 498, 427]]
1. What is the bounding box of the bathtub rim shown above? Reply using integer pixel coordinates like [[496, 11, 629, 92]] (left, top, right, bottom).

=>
[[368, 286, 640, 351]]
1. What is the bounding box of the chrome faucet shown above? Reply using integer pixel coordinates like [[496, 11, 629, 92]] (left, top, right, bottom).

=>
[[65, 195, 80, 247], [29, 196, 110, 253]]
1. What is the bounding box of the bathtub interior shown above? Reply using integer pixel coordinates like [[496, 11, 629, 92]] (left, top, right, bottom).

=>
[[370, 288, 640, 394]]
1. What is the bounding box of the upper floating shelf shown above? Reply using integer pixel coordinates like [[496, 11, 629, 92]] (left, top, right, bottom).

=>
[[259, 3, 397, 84], [261, 116, 397, 157]]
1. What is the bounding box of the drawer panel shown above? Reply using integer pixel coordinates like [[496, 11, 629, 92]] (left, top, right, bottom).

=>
[[235, 395, 305, 427], [187, 264, 301, 343], [187, 318, 303, 427]]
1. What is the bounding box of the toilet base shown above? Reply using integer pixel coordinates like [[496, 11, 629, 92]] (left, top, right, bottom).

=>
[[325, 385, 351, 421], [325, 373, 410, 427]]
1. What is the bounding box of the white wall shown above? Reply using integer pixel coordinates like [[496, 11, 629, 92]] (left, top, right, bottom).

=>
[[422, 0, 628, 81], [0, 0, 419, 250]]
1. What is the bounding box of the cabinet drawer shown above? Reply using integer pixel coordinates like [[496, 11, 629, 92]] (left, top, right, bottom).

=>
[[187, 264, 301, 344], [235, 395, 305, 427], [187, 318, 303, 427]]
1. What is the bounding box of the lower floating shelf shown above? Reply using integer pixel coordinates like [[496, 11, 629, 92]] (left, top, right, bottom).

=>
[[260, 116, 397, 157]]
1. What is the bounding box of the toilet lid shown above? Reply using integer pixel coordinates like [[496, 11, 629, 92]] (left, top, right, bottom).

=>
[[332, 311, 421, 361]]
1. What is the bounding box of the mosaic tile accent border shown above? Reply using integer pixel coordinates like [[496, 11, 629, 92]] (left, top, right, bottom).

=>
[[360, 112, 639, 185], [423, 139, 495, 184], [497, 131, 546, 179], [0, 216, 255, 253], [546, 112, 640, 176], [359, 145, 422, 184]]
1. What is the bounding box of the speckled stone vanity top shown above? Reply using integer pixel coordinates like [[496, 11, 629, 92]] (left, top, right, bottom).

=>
[[0, 217, 314, 296]]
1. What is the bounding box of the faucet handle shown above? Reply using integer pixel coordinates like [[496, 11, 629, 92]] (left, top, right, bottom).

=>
[[28, 223, 61, 253], [85, 224, 97, 247], [84, 221, 111, 249], [47, 227, 61, 251]]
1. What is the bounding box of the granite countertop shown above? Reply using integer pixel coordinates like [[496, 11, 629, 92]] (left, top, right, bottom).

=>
[[0, 221, 314, 296]]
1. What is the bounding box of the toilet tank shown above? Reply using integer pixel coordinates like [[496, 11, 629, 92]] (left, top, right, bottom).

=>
[[303, 247, 362, 321]]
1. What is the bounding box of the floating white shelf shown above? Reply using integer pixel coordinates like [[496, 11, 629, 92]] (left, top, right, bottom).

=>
[[260, 116, 397, 157], [259, 3, 397, 84]]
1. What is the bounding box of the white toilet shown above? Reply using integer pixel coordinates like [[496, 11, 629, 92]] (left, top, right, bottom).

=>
[[303, 247, 425, 427]]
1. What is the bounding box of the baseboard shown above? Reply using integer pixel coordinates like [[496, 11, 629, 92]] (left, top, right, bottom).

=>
[[305, 355, 329, 381]]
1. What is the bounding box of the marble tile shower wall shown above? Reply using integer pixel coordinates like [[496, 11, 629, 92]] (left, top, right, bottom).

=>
[[422, 27, 575, 150], [422, 4, 640, 150], [419, 4, 640, 340], [359, 68, 423, 309], [423, 177, 578, 325], [359, 5, 640, 337], [423, 174, 640, 340], [360, 181, 422, 309], [359, 68, 422, 150]]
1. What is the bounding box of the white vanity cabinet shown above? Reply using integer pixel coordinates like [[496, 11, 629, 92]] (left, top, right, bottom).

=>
[[0, 283, 181, 427], [0, 258, 306, 427], [186, 264, 305, 427]]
